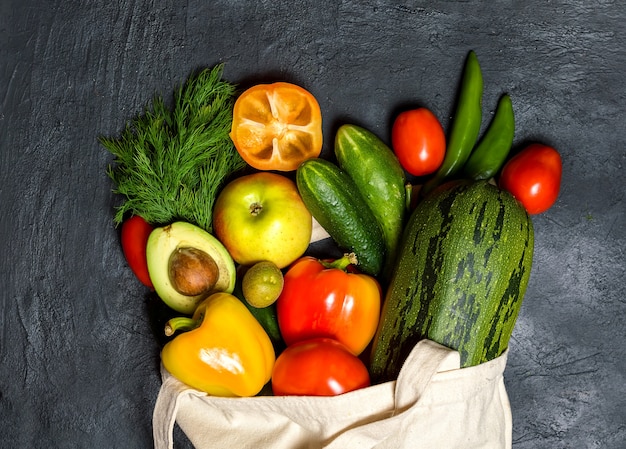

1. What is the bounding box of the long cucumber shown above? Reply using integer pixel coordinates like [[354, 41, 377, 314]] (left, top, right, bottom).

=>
[[334, 124, 406, 277]]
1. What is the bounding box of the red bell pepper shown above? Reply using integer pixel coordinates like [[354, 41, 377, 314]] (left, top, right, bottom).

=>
[[276, 254, 381, 355], [120, 215, 154, 289]]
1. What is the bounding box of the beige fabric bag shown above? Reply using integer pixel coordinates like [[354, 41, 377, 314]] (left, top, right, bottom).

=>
[[152, 339, 512, 449]]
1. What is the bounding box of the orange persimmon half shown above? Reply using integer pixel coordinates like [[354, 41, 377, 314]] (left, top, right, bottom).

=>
[[230, 82, 323, 171]]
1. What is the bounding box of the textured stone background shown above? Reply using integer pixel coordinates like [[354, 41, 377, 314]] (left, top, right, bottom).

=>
[[1, 1, 625, 448]]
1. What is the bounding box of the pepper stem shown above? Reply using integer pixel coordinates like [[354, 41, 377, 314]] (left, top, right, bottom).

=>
[[320, 253, 357, 271], [164, 316, 201, 337], [405, 183, 413, 212]]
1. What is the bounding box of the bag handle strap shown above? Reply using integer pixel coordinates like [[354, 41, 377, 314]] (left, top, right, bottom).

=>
[[324, 340, 460, 448], [393, 339, 460, 410], [152, 369, 187, 449]]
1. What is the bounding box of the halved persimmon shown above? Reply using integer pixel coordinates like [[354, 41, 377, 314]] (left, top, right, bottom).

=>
[[230, 82, 323, 171]]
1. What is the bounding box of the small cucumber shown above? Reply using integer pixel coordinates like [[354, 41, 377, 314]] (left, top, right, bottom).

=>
[[296, 158, 385, 277], [334, 124, 406, 276]]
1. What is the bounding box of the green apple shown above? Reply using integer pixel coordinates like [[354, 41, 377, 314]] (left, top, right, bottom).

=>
[[213, 172, 312, 269]]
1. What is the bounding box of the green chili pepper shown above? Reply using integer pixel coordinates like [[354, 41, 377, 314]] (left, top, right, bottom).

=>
[[463, 94, 515, 180], [422, 50, 483, 195]]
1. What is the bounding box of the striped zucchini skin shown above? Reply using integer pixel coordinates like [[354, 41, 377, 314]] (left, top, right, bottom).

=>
[[334, 124, 406, 275], [296, 158, 385, 276], [369, 180, 534, 382]]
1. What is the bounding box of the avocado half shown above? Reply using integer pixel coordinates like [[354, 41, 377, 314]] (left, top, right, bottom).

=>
[[146, 221, 236, 314]]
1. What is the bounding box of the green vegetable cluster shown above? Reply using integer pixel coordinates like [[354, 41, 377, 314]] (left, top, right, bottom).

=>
[[101, 64, 246, 232], [421, 50, 516, 195]]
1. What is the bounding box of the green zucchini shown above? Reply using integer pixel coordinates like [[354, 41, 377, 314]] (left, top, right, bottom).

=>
[[296, 158, 385, 277], [334, 124, 406, 278], [370, 180, 534, 382]]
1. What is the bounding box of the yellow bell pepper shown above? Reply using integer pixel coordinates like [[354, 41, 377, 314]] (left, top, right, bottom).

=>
[[161, 292, 275, 397]]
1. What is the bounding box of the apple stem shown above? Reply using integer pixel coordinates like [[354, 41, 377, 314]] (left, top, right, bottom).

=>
[[249, 202, 263, 216], [321, 253, 357, 271], [164, 316, 201, 337]]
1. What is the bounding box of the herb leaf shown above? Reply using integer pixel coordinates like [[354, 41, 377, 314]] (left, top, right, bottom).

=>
[[101, 64, 246, 232]]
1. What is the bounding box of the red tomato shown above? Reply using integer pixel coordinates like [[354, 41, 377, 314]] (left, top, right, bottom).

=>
[[391, 108, 446, 176], [271, 338, 371, 396], [120, 215, 154, 288], [498, 143, 562, 214]]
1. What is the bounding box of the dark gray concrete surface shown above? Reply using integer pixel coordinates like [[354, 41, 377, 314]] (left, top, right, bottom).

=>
[[1, 1, 625, 448]]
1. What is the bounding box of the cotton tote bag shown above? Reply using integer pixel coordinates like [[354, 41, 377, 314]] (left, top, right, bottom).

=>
[[153, 339, 512, 449]]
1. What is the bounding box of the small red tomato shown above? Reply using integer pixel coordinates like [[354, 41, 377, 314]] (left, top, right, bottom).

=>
[[499, 143, 562, 214], [120, 215, 154, 288], [271, 338, 371, 396], [391, 108, 446, 176]]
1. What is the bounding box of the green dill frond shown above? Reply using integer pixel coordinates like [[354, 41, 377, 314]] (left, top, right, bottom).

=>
[[100, 64, 246, 232]]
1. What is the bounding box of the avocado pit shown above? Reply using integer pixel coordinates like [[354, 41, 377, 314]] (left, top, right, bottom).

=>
[[168, 247, 219, 296]]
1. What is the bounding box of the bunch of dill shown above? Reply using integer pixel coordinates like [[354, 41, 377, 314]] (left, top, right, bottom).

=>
[[101, 64, 246, 232]]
